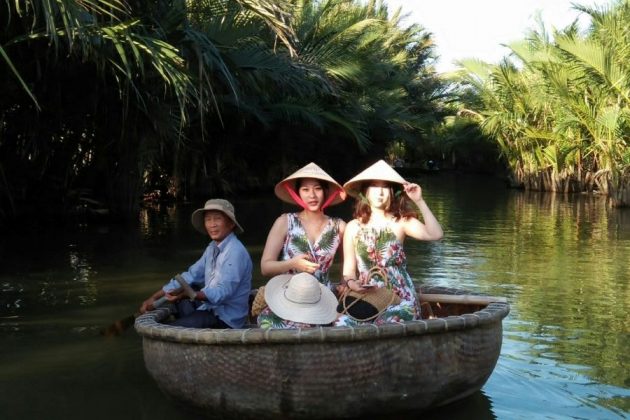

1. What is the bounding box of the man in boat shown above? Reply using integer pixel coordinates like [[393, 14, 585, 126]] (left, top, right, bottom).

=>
[[139, 199, 252, 329]]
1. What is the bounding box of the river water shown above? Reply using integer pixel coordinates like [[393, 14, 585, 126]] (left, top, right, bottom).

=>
[[1, 173, 628, 419]]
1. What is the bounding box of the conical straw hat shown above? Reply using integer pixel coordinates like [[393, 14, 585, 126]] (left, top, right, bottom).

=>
[[274, 162, 346, 206], [343, 159, 407, 198]]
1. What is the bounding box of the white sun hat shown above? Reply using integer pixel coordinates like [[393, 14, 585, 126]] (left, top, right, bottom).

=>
[[264, 272, 338, 325]]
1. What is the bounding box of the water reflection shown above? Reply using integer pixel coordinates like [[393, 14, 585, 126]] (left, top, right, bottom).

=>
[[138, 202, 181, 239], [1, 174, 629, 419], [495, 320, 630, 418], [411, 176, 630, 417], [1, 247, 97, 317]]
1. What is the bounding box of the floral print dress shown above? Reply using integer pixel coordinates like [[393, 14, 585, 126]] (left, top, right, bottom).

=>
[[257, 307, 332, 329], [280, 213, 342, 286], [257, 213, 342, 329], [335, 224, 419, 327]]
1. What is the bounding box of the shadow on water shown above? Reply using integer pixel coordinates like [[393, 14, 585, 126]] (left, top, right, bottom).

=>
[[1, 174, 629, 419]]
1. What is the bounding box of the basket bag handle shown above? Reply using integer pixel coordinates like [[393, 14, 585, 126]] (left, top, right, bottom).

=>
[[339, 266, 400, 322]]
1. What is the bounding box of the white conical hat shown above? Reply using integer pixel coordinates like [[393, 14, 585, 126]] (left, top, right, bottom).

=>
[[274, 162, 346, 206], [343, 160, 407, 198]]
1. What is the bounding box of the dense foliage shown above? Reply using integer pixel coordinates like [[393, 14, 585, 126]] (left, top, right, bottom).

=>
[[453, 0, 630, 206], [0, 0, 445, 225]]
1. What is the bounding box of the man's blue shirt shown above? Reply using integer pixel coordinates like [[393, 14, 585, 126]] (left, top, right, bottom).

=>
[[163, 232, 252, 328]]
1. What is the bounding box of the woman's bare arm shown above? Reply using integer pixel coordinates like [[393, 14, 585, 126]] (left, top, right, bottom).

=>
[[260, 214, 319, 276]]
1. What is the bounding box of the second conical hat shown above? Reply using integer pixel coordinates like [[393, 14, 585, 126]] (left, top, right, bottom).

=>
[[343, 159, 407, 198]]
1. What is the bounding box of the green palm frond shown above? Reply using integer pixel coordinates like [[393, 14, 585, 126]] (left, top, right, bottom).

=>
[[319, 110, 370, 151], [292, 235, 311, 255], [374, 229, 394, 257], [355, 239, 370, 263], [555, 36, 629, 103], [259, 311, 288, 329], [454, 0, 630, 197], [317, 228, 336, 252], [0, 45, 39, 108]]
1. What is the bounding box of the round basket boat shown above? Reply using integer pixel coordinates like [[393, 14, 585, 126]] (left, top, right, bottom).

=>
[[135, 285, 509, 419]]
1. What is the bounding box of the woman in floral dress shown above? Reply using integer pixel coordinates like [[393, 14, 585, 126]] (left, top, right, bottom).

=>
[[335, 160, 443, 326], [260, 162, 346, 287], [259, 163, 346, 328]]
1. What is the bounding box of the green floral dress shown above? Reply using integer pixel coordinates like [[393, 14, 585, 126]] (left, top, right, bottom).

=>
[[257, 307, 331, 329], [335, 224, 419, 326], [280, 213, 343, 286], [257, 213, 343, 328]]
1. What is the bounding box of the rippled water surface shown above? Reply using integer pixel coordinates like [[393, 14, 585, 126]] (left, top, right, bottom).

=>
[[1, 173, 628, 419]]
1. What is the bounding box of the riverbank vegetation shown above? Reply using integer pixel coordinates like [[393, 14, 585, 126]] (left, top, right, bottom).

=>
[[2, 0, 629, 228], [1, 0, 454, 226], [453, 0, 630, 207]]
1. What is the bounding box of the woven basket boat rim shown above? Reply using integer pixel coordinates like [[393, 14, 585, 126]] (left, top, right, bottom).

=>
[[134, 285, 510, 344]]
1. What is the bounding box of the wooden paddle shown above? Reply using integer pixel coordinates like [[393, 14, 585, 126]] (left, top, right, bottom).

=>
[[101, 275, 197, 337], [419, 294, 507, 305]]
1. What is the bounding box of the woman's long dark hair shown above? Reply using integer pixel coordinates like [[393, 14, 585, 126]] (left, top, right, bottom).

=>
[[353, 182, 417, 224]]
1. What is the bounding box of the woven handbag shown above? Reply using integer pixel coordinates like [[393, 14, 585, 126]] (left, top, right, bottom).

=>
[[337, 267, 401, 322], [250, 286, 267, 317]]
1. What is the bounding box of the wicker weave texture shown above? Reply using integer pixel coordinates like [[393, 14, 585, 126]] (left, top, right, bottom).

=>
[[144, 323, 502, 418], [136, 286, 509, 418]]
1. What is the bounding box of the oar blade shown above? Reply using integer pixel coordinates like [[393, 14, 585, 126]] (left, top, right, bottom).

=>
[[100, 314, 136, 337]]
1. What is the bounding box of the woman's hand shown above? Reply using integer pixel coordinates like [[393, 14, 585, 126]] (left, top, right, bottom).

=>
[[292, 254, 320, 274], [346, 279, 373, 292], [403, 182, 423, 203], [336, 282, 349, 295]]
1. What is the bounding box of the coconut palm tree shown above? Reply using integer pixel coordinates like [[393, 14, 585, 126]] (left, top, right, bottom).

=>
[[0, 0, 299, 221], [278, 0, 440, 161], [454, 0, 630, 205], [1, 0, 445, 224]]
